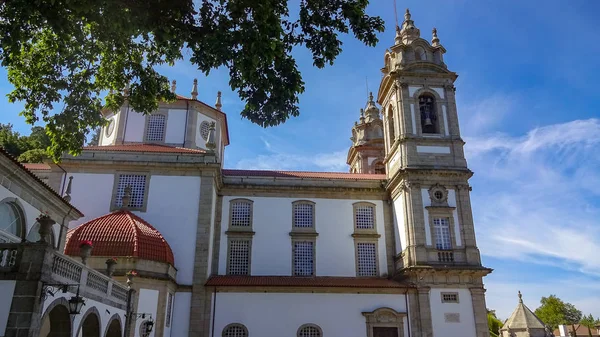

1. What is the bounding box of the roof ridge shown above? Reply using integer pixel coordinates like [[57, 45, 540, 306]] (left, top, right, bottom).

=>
[[223, 168, 385, 176], [123, 210, 141, 259]]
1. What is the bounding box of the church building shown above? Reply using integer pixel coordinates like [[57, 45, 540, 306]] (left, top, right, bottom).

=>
[[0, 9, 492, 337]]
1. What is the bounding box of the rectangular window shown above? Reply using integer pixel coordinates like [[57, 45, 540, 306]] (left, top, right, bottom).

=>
[[355, 205, 375, 229], [441, 292, 459, 303], [433, 217, 452, 250], [115, 174, 147, 208], [373, 327, 399, 337], [293, 203, 314, 228], [227, 240, 250, 275], [165, 293, 173, 327], [293, 241, 314, 276], [356, 242, 378, 276], [230, 201, 252, 227], [146, 114, 166, 141]]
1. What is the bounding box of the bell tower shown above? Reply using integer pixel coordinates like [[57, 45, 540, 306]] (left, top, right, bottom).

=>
[[347, 92, 385, 174], [378, 9, 492, 337]]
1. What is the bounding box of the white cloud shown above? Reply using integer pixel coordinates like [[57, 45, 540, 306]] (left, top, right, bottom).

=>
[[465, 118, 600, 318], [234, 150, 348, 171]]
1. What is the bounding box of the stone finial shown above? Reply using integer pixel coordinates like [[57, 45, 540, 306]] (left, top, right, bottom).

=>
[[205, 121, 216, 152], [399, 8, 420, 44], [121, 185, 132, 209], [171, 80, 177, 93], [405, 8, 411, 21], [518, 290, 523, 303], [359, 109, 365, 124], [63, 176, 73, 202], [432, 28, 440, 47], [215, 91, 222, 111], [191, 79, 198, 100]]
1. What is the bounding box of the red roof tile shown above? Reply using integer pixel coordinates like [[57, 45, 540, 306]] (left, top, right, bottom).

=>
[[22, 163, 52, 171], [0, 147, 83, 217], [83, 143, 206, 154], [205, 275, 405, 288], [64, 210, 174, 265], [222, 169, 386, 180]]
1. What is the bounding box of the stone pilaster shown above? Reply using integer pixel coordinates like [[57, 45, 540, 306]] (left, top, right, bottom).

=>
[[407, 290, 421, 337], [188, 171, 217, 337], [416, 287, 433, 337], [184, 106, 198, 148], [470, 287, 490, 337], [382, 199, 397, 274]]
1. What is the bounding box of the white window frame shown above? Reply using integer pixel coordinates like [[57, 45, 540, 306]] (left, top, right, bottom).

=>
[[433, 217, 452, 250], [353, 202, 377, 232], [228, 199, 253, 230]]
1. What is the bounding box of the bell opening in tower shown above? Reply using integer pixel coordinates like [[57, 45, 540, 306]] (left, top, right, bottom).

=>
[[419, 95, 438, 134]]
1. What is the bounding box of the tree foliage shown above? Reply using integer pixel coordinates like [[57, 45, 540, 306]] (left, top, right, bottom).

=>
[[0, 0, 385, 160], [0, 123, 51, 162], [580, 314, 600, 329], [487, 309, 503, 337], [534, 295, 582, 330]]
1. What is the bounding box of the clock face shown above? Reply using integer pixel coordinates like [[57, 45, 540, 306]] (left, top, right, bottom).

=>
[[105, 119, 115, 137]]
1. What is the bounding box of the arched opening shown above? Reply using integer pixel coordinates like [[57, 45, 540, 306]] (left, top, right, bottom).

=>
[[0, 199, 26, 241], [414, 47, 426, 61], [386, 106, 395, 146], [79, 312, 100, 337], [40, 305, 71, 337], [419, 95, 438, 134], [104, 316, 122, 337]]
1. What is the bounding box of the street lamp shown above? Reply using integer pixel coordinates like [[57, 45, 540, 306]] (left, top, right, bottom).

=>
[[41, 283, 86, 315]]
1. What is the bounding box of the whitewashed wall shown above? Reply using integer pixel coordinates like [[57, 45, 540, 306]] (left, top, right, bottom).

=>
[[218, 197, 387, 277], [214, 292, 408, 337], [0, 185, 60, 243], [165, 109, 186, 145], [68, 173, 201, 285], [41, 290, 126, 337], [0, 280, 15, 336], [429, 288, 476, 337], [100, 113, 119, 146], [171, 293, 191, 337], [195, 113, 216, 150], [123, 110, 145, 142], [392, 195, 406, 254], [420, 188, 462, 247], [135, 289, 158, 337]]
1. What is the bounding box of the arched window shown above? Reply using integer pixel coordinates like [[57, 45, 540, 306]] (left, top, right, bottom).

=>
[[386, 106, 395, 145], [145, 114, 166, 142], [0, 200, 25, 240], [298, 324, 323, 337], [414, 47, 426, 61], [419, 95, 438, 134], [222, 323, 248, 337]]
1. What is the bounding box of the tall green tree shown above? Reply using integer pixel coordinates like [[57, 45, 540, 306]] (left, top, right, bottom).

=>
[[580, 314, 598, 328], [0, 123, 50, 162], [0, 0, 385, 160], [534, 295, 582, 330], [487, 309, 503, 337]]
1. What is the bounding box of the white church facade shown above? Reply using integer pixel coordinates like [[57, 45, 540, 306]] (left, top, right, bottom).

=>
[[0, 9, 492, 337]]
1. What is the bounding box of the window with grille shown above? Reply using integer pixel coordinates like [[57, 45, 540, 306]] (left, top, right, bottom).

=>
[[228, 240, 250, 275], [146, 114, 166, 141], [293, 241, 314, 276], [433, 217, 452, 250], [230, 201, 252, 227], [441, 292, 459, 303], [165, 293, 173, 327], [298, 324, 322, 337], [115, 174, 147, 208], [355, 204, 375, 229], [357, 242, 377, 276], [293, 202, 314, 228], [222, 324, 248, 337]]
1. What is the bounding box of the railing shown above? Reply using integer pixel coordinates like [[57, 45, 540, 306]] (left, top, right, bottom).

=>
[[437, 250, 454, 263], [86, 271, 109, 293], [52, 254, 82, 282], [0, 231, 20, 244], [0, 244, 19, 270], [110, 283, 128, 302]]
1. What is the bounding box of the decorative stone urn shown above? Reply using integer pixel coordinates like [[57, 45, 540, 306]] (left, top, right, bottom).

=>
[[105, 258, 117, 277], [36, 214, 55, 244], [126, 270, 137, 287], [79, 241, 93, 265]]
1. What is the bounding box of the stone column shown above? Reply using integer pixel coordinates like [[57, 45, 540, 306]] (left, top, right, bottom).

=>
[[184, 105, 198, 148], [4, 243, 54, 337], [188, 171, 217, 337], [470, 287, 490, 337]]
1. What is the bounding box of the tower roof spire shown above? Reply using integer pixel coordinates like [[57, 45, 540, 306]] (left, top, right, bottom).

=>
[[399, 8, 421, 44]]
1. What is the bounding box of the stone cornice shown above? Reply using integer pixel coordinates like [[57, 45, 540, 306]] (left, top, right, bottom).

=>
[[220, 183, 387, 200]]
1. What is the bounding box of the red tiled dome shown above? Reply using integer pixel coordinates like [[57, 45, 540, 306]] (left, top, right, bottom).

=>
[[64, 210, 174, 265]]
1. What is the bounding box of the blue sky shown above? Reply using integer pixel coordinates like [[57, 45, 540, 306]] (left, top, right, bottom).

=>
[[2, 0, 600, 320]]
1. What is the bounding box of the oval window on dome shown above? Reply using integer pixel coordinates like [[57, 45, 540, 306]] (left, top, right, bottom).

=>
[[200, 121, 211, 141]]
